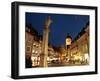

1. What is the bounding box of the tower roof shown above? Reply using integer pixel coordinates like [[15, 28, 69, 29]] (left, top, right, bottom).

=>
[[66, 34, 72, 39]]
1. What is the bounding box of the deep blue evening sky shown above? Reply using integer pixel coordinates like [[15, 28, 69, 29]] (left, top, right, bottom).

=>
[[26, 12, 89, 47]]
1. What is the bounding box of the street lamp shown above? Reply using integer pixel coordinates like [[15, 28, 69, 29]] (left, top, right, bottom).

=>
[[84, 53, 89, 64]]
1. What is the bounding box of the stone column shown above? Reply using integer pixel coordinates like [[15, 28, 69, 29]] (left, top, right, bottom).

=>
[[40, 16, 52, 67]]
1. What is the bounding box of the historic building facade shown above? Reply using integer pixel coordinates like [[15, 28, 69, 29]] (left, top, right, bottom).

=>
[[25, 24, 42, 67], [67, 22, 89, 64]]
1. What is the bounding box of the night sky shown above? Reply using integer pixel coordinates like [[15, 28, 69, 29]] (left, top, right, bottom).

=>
[[26, 12, 89, 47]]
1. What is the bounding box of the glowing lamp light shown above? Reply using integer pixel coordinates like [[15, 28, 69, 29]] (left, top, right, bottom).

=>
[[74, 55, 79, 60], [47, 57, 50, 61], [79, 56, 82, 61], [84, 53, 89, 64], [31, 56, 35, 61], [85, 53, 89, 60], [32, 50, 35, 53], [35, 51, 38, 53]]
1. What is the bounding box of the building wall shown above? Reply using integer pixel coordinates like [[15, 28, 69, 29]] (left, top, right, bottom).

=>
[[25, 32, 33, 59], [25, 26, 42, 67], [69, 25, 89, 64]]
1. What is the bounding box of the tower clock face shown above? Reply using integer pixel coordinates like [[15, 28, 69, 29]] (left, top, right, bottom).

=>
[[66, 38, 72, 45]]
